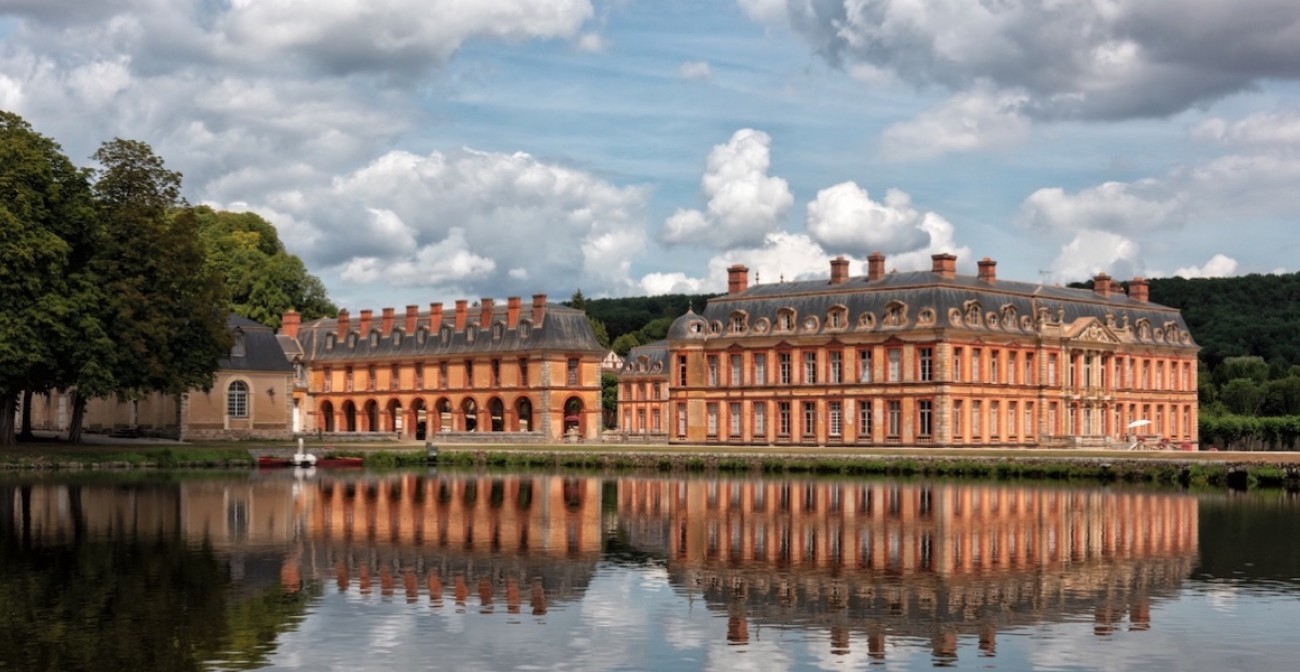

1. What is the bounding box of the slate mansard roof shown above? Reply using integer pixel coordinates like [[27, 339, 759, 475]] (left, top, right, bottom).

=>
[[294, 302, 606, 362], [668, 266, 1197, 350], [619, 340, 670, 376], [223, 314, 295, 372]]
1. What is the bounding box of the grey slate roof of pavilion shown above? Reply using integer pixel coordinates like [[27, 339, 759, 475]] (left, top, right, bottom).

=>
[[293, 303, 606, 362], [619, 340, 669, 376], [671, 270, 1197, 349], [223, 314, 295, 372]]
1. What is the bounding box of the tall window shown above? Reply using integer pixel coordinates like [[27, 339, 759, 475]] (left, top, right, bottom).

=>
[[887, 348, 902, 382], [754, 402, 767, 437], [989, 352, 999, 384], [678, 355, 688, 386], [1008, 351, 1018, 385], [1048, 354, 1058, 385], [858, 400, 873, 439], [465, 360, 474, 388], [918, 347, 933, 382], [829, 351, 843, 384], [971, 349, 982, 382], [990, 401, 1000, 437], [953, 400, 964, 438], [803, 352, 817, 385], [754, 354, 767, 385], [1025, 354, 1035, 385], [952, 347, 963, 382], [802, 402, 817, 437], [708, 355, 720, 386], [323, 367, 332, 392], [918, 400, 932, 438], [973, 400, 982, 438], [729, 402, 742, 438], [1025, 403, 1034, 438], [779, 352, 792, 385], [415, 363, 424, 389], [887, 401, 901, 438], [652, 408, 661, 432], [519, 358, 529, 386], [730, 354, 743, 385], [390, 364, 399, 390], [858, 349, 874, 382], [227, 381, 249, 418], [491, 359, 501, 386], [1009, 401, 1018, 438], [778, 402, 791, 436], [567, 358, 579, 385], [828, 401, 842, 437], [677, 404, 687, 437], [706, 403, 718, 437], [345, 366, 354, 392], [439, 362, 448, 388]]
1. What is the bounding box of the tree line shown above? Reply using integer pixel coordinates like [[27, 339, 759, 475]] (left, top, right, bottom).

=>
[[0, 111, 334, 445]]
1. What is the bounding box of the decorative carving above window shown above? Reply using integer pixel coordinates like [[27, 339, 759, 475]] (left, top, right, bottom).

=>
[[729, 311, 748, 334], [752, 317, 771, 335], [802, 315, 820, 332], [916, 307, 936, 327], [710, 320, 723, 335], [857, 312, 877, 330], [776, 308, 796, 332], [948, 307, 963, 326], [882, 301, 908, 328], [1000, 304, 1017, 329], [964, 300, 983, 326]]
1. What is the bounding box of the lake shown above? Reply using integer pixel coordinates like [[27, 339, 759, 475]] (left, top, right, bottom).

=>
[[2, 469, 1298, 671]]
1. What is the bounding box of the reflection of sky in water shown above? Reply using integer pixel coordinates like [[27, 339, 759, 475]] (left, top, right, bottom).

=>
[[260, 565, 1300, 671]]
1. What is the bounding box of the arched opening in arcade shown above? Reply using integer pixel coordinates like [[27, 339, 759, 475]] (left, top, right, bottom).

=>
[[320, 400, 335, 432], [342, 401, 357, 432], [563, 397, 584, 435], [411, 398, 428, 439], [461, 397, 478, 432], [364, 400, 379, 432], [488, 397, 504, 432], [515, 397, 533, 432], [386, 399, 402, 435], [436, 398, 453, 432]]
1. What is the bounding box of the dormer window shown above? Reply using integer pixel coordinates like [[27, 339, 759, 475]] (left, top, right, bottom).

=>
[[776, 309, 796, 332], [729, 312, 747, 334], [231, 330, 246, 358], [441, 325, 452, 345], [493, 323, 504, 340], [827, 306, 847, 330], [325, 333, 336, 352], [347, 332, 357, 348], [417, 328, 427, 345], [466, 326, 477, 344], [369, 331, 379, 348], [392, 330, 402, 347], [519, 321, 531, 339]]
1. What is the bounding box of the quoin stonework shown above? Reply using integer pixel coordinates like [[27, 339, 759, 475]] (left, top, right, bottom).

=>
[[618, 253, 1199, 448]]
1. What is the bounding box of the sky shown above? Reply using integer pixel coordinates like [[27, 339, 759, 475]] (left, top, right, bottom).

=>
[[3, 1, 1300, 312]]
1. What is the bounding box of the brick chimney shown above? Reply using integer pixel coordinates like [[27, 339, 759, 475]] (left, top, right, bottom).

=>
[[480, 298, 494, 327], [1093, 273, 1112, 298], [830, 257, 850, 284], [454, 300, 468, 331], [867, 252, 886, 281], [930, 253, 957, 280], [977, 257, 997, 284], [337, 309, 349, 339], [381, 307, 395, 336], [1129, 277, 1149, 303], [532, 294, 547, 324], [506, 296, 521, 328], [727, 264, 749, 294], [358, 309, 373, 336], [280, 309, 300, 339], [429, 302, 443, 331], [405, 305, 418, 333]]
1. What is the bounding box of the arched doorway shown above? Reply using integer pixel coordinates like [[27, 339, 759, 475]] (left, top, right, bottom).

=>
[[436, 398, 453, 432], [461, 397, 478, 432], [564, 397, 584, 436], [386, 399, 402, 435], [515, 397, 533, 432], [320, 401, 335, 432], [342, 401, 357, 432], [411, 398, 428, 439], [364, 400, 380, 432], [488, 397, 504, 432]]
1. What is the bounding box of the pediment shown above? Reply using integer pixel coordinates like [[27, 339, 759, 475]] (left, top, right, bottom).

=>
[[1065, 317, 1121, 344]]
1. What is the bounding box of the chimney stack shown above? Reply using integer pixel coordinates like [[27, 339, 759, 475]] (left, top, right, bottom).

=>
[[454, 300, 468, 331], [532, 294, 547, 324], [337, 309, 349, 339], [1093, 273, 1112, 298], [1129, 277, 1149, 303], [280, 309, 301, 339], [830, 257, 850, 285], [480, 298, 494, 328], [930, 253, 957, 280], [867, 252, 886, 282], [507, 296, 521, 328], [977, 257, 997, 284], [429, 303, 443, 331], [405, 305, 419, 334], [358, 309, 373, 336], [727, 264, 749, 293], [381, 307, 395, 336]]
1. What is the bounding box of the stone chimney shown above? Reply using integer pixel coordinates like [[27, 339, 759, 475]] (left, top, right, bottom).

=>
[[381, 307, 395, 336], [405, 305, 419, 333], [507, 296, 521, 328], [337, 309, 349, 339], [454, 300, 468, 331], [532, 294, 547, 324], [867, 252, 886, 281], [1129, 277, 1149, 303], [429, 302, 443, 331], [977, 257, 997, 284], [280, 309, 300, 338], [930, 253, 957, 280], [1093, 273, 1112, 298], [727, 264, 749, 294], [830, 257, 850, 285], [480, 298, 494, 327], [358, 309, 373, 336]]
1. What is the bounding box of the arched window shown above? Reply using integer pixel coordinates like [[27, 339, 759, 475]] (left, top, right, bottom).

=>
[[227, 381, 249, 418]]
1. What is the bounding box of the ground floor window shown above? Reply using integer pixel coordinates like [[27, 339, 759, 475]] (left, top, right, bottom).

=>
[[858, 399, 873, 441], [777, 402, 791, 437], [828, 401, 842, 438], [887, 400, 901, 439], [227, 381, 248, 418]]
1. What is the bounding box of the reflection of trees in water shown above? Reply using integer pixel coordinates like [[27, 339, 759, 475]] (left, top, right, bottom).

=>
[[1196, 492, 1300, 584]]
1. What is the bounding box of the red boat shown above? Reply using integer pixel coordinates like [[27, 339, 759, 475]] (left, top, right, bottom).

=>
[[257, 455, 365, 469]]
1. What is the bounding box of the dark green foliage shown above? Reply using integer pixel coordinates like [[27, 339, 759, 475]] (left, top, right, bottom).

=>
[[1148, 273, 1300, 371], [581, 294, 718, 343]]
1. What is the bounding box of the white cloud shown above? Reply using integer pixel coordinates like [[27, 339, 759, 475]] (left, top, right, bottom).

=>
[[1192, 111, 1300, 147], [661, 128, 793, 249], [1172, 254, 1239, 279], [1018, 180, 1187, 234], [338, 227, 496, 287], [678, 61, 713, 82], [1049, 230, 1141, 282], [880, 87, 1031, 160], [805, 181, 938, 255], [576, 32, 607, 53]]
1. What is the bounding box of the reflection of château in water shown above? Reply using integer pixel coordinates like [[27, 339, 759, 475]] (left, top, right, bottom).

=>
[[7, 474, 1196, 659], [620, 478, 1197, 659]]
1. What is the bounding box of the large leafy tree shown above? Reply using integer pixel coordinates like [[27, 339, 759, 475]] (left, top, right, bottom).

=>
[[187, 206, 335, 328], [0, 112, 105, 446]]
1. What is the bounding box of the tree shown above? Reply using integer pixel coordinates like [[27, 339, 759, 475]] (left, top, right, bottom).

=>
[[601, 371, 619, 428], [0, 112, 103, 446], [611, 332, 641, 357]]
